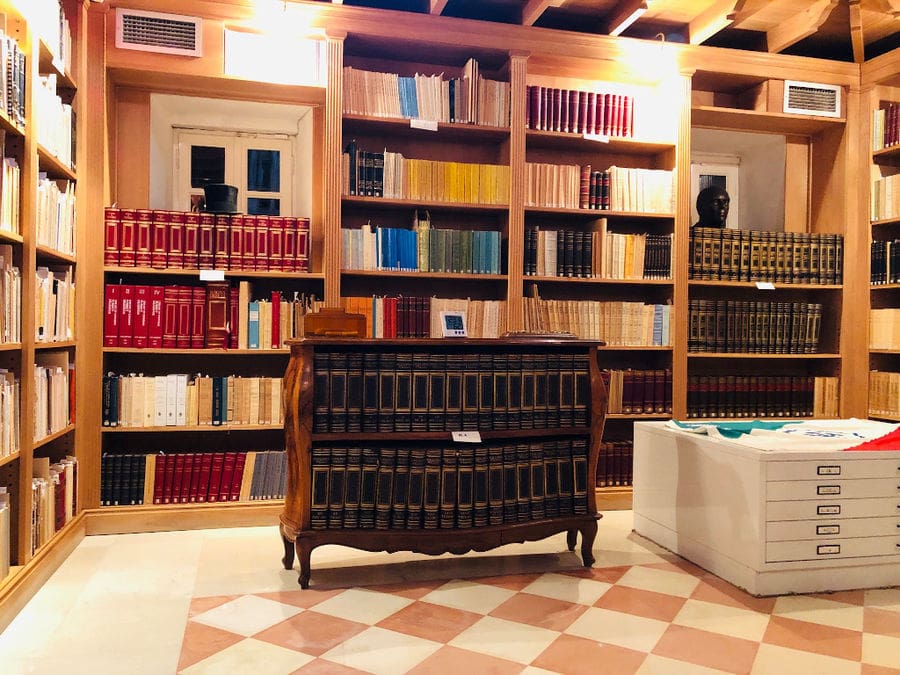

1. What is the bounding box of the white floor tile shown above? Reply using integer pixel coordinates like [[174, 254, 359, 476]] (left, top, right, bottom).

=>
[[181, 637, 314, 674], [521, 572, 612, 605], [420, 579, 517, 614], [751, 643, 861, 675], [190, 594, 303, 636], [862, 632, 900, 668], [638, 653, 733, 675], [615, 565, 700, 598], [321, 625, 440, 674], [673, 598, 771, 641], [564, 607, 668, 653], [310, 587, 413, 624], [772, 595, 864, 631], [448, 615, 560, 664]]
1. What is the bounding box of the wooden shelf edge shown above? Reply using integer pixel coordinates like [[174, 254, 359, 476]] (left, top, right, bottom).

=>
[[33, 424, 76, 449], [527, 276, 672, 285], [342, 269, 506, 280], [689, 280, 841, 289], [102, 347, 290, 355], [0, 513, 86, 635], [595, 486, 632, 511], [83, 502, 284, 535], [104, 266, 325, 279], [101, 424, 283, 433]]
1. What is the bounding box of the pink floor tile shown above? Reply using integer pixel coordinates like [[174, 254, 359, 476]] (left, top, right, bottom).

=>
[[865, 607, 900, 637], [406, 645, 523, 675], [177, 620, 244, 671], [376, 600, 483, 642], [254, 611, 368, 656], [689, 575, 778, 614], [762, 615, 862, 661], [490, 591, 589, 632], [188, 594, 240, 618], [561, 564, 630, 584], [294, 658, 371, 674], [652, 624, 760, 674], [256, 588, 345, 609], [594, 584, 688, 622], [533, 633, 647, 675]]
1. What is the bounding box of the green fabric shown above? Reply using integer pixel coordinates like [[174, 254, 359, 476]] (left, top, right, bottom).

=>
[[671, 420, 802, 439]]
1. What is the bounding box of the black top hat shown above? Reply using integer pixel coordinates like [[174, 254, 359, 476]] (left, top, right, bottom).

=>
[[203, 183, 239, 214]]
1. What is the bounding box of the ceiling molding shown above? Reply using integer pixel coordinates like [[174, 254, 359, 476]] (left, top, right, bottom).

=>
[[521, 0, 565, 27], [766, 0, 839, 53], [689, 0, 740, 45]]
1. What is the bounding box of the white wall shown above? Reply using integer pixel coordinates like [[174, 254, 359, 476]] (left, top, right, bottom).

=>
[[148, 94, 315, 215], [692, 128, 786, 232]]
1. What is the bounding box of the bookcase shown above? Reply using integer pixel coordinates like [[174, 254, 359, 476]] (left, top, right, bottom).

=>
[[0, 0, 84, 589], [279, 336, 607, 588]]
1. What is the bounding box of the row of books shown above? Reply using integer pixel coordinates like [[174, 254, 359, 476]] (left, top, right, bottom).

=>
[[0, 244, 21, 343], [523, 297, 672, 346], [0, 370, 18, 459], [34, 353, 72, 441], [869, 239, 900, 284], [525, 162, 675, 214], [341, 223, 502, 274], [0, 32, 26, 128], [342, 143, 511, 205], [688, 300, 823, 354], [35, 74, 74, 170], [869, 308, 900, 349], [36, 265, 73, 344], [0, 152, 20, 234], [36, 175, 75, 255], [309, 440, 590, 531], [689, 227, 844, 284], [524, 227, 672, 280], [31, 456, 77, 556], [526, 85, 635, 138], [872, 103, 900, 151], [870, 173, 900, 222], [868, 370, 900, 418], [596, 441, 633, 488], [686, 375, 839, 419], [602, 369, 673, 415], [101, 373, 283, 428], [312, 349, 592, 434], [102, 207, 313, 273], [342, 60, 510, 127], [340, 295, 508, 339], [100, 450, 286, 507], [103, 282, 321, 350]]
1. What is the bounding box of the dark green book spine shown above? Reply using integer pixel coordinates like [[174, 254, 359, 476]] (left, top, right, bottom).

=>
[[516, 443, 531, 522], [506, 353, 522, 430], [394, 352, 413, 432], [327, 447, 347, 529], [342, 447, 362, 528], [478, 353, 494, 429], [427, 353, 447, 431], [521, 354, 535, 430], [378, 352, 397, 432], [572, 438, 589, 515], [346, 353, 364, 433], [462, 357, 480, 431], [362, 352, 380, 432], [439, 447, 458, 529], [502, 444, 518, 523], [359, 447, 378, 528], [573, 353, 591, 426], [412, 353, 430, 432], [423, 449, 441, 529], [492, 353, 508, 431], [533, 354, 548, 429], [488, 445, 505, 526], [545, 353, 561, 427], [390, 448, 410, 529], [557, 440, 574, 516], [445, 353, 463, 431], [406, 447, 426, 529], [543, 441, 560, 518], [473, 446, 489, 527], [375, 448, 396, 529], [456, 446, 474, 528], [313, 352, 330, 433], [328, 353, 349, 432], [529, 442, 546, 520], [558, 352, 575, 427]]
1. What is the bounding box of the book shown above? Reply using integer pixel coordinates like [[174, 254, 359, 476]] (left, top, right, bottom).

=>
[[327, 447, 347, 528], [359, 447, 379, 528], [375, 447, 396, 529]]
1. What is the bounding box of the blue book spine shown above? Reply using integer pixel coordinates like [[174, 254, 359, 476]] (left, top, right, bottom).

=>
[[247, 301, 260, 349], [652, 304, 664, 346]]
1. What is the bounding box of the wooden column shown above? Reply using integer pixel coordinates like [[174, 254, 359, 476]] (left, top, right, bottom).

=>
[[506, 52, 528, 331], [323, 32, 345, 308]]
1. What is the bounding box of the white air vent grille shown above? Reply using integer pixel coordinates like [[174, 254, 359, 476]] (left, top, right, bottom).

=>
[[783, 80, 841, 118], [116, 9, 202, 57]]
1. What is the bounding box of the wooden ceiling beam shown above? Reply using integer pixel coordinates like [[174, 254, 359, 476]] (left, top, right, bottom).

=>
[[521, 0, 565, 26], [607, 0, 649, 36], [765, 0, 838, 53], [688, 0, 739, 45], [728, 0, 770, 28], [429, 0, 450, 15], [849, 0, 865, 63], [876, 0, 900, 17]]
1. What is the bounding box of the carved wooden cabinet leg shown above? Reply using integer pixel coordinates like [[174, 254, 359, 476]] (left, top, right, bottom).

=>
[[566, 528, 577, 551], [580, 519, 598, 567], [297, 540, 313, 589], [281, 534, 295, 570]]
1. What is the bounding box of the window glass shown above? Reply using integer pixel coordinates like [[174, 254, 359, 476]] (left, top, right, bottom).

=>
[[190, 146, 225, 187], [247, 149, 280, 192]]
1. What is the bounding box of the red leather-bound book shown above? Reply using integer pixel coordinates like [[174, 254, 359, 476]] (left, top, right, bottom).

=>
[[153, 454, 167, 504], [148, 285, 165, 349], [604, 93, 615, 136], [530, 85, 541, 130], [579, 165, 591, 210], [230, 452, 246, 501], [213, 214, 230, 270], [183, 212, 200, 270], [132, 285, 150, 348], [270, 290, 282, 348], [614, 93, 625, 137], [593, 93, 604, 136], [207, 452, 226, 502], [229, 286, 239, 349], [134, 209, 153, 267], [255, 216, 270, 271], [162, 453, 177, 504], [179, 453, 195, 504], [567, 88, 578, 134], [195, 452, 213, 502], [103, 207, 120, 266], [103, 283, 120, 347], [162, 285, 179, 349], [118, 208, 137, 266], [243, 215, 257, 270], [228, 214, 244, 270], [577, 91, 588, 134], [269, 216, 284, 272], [190, 286, 206, 349], [586, 91, 597, 135], [551, 87, 561, 132], [297, 217, 311, 272], [117, 284, 135, 348], [560, 88, 570, 133], [189, 451, 204, 502], [198, 213, 215, 269], [622, 95, 633, 137], [219, 452, 237, 501], [150, 210, 169, 269], [168, 211, 185, 269], [204, 281, 230, 349], [175, 285, 193, 348], [282, 217, 297, 272]]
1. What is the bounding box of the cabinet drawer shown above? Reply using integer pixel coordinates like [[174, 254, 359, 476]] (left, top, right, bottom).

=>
[[767, 516, 900, 542], [767, 478, 900, 501], [767, 458, 900, 481], [767, 497, 900, 521], [766, 536, 900, 562]]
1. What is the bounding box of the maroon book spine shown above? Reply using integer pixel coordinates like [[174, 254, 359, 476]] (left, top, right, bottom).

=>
[[190, 286, 206, 349], [175, 285, 193, 349], [103, 207, 120, 266], [229, 215, 244, 270], [150, 210, 169, 268], [134, 209, 153, 267], [118, 208, 137, 266], [168, 211, 185, 269], [183, 213, 200, 270]]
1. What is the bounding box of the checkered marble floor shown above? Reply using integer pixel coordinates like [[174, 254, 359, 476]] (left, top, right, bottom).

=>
[[178, 525, 900, 673]]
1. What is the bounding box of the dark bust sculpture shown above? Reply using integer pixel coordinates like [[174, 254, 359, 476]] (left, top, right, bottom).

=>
[[694, 185, 730, 228]]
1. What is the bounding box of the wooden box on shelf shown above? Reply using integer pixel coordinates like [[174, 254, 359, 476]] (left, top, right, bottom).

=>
[[279, 336, 608, 588]]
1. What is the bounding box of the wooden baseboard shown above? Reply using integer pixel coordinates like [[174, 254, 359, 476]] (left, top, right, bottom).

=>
[[0, 513, 86, 634], [596, 486, 633, 511], [84, 501, 285, 535]]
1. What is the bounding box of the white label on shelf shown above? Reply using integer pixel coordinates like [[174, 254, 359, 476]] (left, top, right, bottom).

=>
[[583, 133, 610, 143], [410, 119, 439, 131], [817, 544, 841, 555], [816, 524, 840, 535], [817, 465, 841, 475], [817, 505, 841, 515], [452, 431, 482, 443], [200, 270, 226, 281], [756, 282, 776, 290]]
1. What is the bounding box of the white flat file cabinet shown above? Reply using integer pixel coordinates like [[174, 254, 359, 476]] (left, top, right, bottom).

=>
[[632, 422, 900, 596]]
